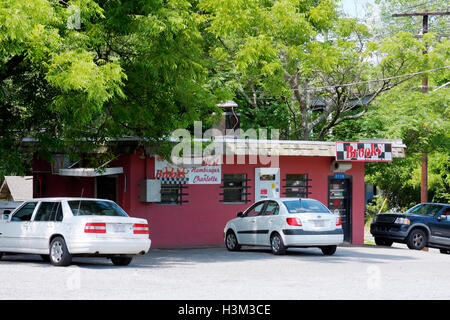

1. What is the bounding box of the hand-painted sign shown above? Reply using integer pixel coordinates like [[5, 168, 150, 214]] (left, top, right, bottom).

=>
[[155, 159, 221, 184], [336, 142, 392, 162]]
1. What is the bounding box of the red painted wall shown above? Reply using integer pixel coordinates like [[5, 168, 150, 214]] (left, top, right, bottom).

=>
[[33, 152, 366, 247]]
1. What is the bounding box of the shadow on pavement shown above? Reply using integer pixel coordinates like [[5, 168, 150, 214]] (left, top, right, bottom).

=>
[[0, 245, 418, 269]]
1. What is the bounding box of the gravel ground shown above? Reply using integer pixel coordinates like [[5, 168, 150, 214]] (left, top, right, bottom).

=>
[[0, 243, 449, 300]]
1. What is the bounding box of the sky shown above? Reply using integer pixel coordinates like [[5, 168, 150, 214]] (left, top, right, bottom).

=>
[[340, 0, 376, 19]]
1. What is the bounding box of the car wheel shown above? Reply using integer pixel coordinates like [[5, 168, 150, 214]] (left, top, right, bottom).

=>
[[270, 233, 287, 255], [225, 231, 241, 251], [111, 257, 133, 266], [321, 245, 337, 256], [440, 249, 450, 254], [49, 236, 72, 266], [374, 238, 393, 247], [406, 229, 427, 250]]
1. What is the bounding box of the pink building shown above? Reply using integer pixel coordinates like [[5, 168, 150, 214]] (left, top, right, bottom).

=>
[[32, 139, 406, 247]]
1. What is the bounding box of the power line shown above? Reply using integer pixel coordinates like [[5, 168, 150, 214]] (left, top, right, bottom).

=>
[[402, 0, 441, 11], [307, 66, 450, 90], [433, 81, 450, 91], [237, 66, 450, 93]]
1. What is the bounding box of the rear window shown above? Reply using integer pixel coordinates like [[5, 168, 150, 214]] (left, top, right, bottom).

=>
[[68, 200, 128, 217], [283, 199, 330, 214]]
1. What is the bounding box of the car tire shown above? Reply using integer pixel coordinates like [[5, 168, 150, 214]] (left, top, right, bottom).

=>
[[321, 245, 337, 256], [406, 229, 427, 250], [374, 238, 393, 247], [440, 249, 450, 254], [270, 233, 287, 255], [111, 257, 133, 266], [49, 236, 72, 266], [225, 231, 241, 251]]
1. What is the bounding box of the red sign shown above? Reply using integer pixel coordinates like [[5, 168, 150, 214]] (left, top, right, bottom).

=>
[[336, 142, 392, 162]]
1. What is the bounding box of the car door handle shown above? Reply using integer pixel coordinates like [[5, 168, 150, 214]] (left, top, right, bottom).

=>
[[251, 219, 256, 223]]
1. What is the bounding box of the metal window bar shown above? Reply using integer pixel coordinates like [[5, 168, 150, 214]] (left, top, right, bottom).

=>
[[282, 175, 311, 198], [221, 175, 251, 203], [161, 183, 189, 205]]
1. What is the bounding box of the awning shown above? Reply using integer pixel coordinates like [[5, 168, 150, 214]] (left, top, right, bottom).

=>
[[58, 167, 123, 177]]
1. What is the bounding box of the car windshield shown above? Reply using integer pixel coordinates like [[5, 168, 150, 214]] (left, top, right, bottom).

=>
[[405, 204, 443, 216], [283, 199, 330, 214], [68, 200, 128, 217]]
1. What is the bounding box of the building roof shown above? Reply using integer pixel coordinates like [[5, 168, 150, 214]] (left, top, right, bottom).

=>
[[200, 138, 406, 158], [24, 135, 406, 159], [0, 176, 33, 201]]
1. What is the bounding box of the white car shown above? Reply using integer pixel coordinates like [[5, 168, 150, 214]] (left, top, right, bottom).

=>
[[224, 198, 344, 255], [0, 198, 151, 266]]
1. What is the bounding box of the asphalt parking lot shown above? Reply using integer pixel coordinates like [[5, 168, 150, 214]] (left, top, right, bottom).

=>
[[0, 243, 449, 300]]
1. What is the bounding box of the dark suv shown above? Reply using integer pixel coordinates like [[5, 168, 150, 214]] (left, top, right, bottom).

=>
[[370, 203, 450, 254]]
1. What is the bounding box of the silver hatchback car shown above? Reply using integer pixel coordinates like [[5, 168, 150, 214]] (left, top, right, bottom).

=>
[[224, 198, 344, 255]]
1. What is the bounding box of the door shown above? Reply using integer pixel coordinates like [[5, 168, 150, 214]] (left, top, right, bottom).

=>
[[328, 178, 352, 242], [256, 200, 280, 245], [429, 206, 450, 245], [235, 201, 267, 245], [2, 202, 37, 251], [29, 201, 64, 252], [96, 176, 117, 202]]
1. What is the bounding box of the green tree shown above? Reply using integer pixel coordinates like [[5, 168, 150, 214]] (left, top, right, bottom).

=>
[[0, 0, 219, 174], [359, 0, 450, 208], [199, 0, 442, 141]]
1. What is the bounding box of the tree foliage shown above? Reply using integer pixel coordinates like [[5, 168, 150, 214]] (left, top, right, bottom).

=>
[[0, 0, 219, 174], [323, 0, 449, 209], [199, 0, 446, 141]]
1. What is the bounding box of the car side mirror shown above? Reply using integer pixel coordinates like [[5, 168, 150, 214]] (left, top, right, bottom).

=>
[[2, 211, 10, 221], [237, 212, 244, 218]]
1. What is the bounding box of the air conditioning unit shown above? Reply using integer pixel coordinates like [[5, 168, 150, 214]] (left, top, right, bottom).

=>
[[330, 160, 352, 173], [139, 179, 161, 202]]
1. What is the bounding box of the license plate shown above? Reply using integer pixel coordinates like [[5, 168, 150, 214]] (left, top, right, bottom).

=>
[[314, 220, 325, 227], [112, 224, 126, 233]]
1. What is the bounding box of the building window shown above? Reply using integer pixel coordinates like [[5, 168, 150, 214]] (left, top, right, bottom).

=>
[[220, 174, 250, 203], [161, 183, 188, 205], [282, 174, 311, 198]]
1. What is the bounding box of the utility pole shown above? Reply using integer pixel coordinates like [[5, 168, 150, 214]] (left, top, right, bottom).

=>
[[392, 8, 449, 204]]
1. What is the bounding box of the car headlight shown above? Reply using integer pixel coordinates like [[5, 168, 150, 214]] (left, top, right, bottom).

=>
[[394, 217, 410, 225]]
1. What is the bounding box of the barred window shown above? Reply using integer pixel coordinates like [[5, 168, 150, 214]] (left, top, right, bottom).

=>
[[282, 174, 311, 198], [220, 174, 250, 203], [161, 183, 188, 205]]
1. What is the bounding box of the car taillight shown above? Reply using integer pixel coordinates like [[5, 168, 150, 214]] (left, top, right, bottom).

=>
[[286, 217, 302, 226], [84, 223, 106, 233], [336, 217, 342, 226], [133, 223, 149, 234]]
